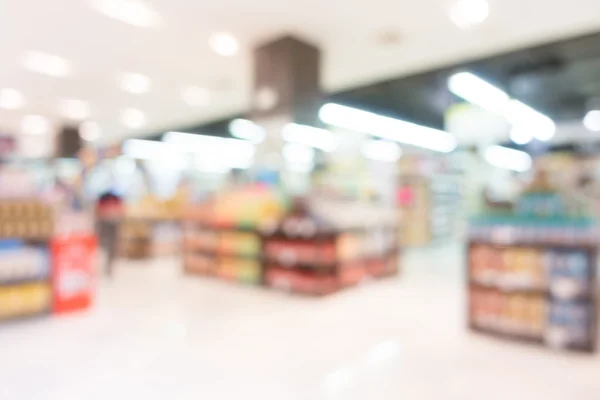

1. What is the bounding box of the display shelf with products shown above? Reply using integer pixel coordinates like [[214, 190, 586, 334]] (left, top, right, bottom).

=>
[[263, 199, 399, 296], [0, 200, 54, 321], [467, 176, 598, 353], [181, 186, 400, 295], [398, 174, 463, 247]]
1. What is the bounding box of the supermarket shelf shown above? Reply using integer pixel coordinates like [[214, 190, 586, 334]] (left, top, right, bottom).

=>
[[470, 324, 544, 347], [0, 276, 50, 288], [0, 308, 51, 323], [470, 324, 595, 353], [468, 238, 598, 249]]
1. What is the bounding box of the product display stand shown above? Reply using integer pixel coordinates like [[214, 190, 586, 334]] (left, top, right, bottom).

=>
[[263, 200, 399, 295], [467, 187, 598, 352], [183, 224, 263, 285], [0, 199, 54, 321], [181, 193, 400, 296]]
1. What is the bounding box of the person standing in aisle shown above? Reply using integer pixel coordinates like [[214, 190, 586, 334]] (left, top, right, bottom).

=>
[[95, 191, 124, 277]]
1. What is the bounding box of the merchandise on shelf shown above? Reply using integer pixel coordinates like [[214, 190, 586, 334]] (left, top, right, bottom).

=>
[[397, 174, 462, 247], [467, 177, 597, 352], [182, 188, 400, 295], [262, 198, 399, 295]]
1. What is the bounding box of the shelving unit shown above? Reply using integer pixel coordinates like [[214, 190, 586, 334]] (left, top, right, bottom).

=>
[[398, 174, 462, 246], [181, 196, 400, 296], [0, 200, 54, 321], [467, 188, 598, 353]]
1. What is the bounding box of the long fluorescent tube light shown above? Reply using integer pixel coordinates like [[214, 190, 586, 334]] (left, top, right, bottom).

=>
[[281, 123, 339, 152], [448, 72, 509, 113], [484, 145, 532, 172], [319, 103, 457, 153], [229, 119, 266, 144], [448, 72, 555, 143], [162, 131, 254, 169]]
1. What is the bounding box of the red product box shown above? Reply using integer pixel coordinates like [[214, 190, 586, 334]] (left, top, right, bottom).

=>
[[51, 234, 97, 314]]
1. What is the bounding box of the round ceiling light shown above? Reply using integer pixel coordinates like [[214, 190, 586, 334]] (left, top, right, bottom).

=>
[[80, 121, 102, 141], [449, 0, 490, 29], [0, 88, 25, 110], [182, 86, 210, 106], [209, 33, 239, 57], [59, 99, 90, 120], [121, 72, 151, 94], [583, 110, 600, 132], [121, 108, 145, 128], [21, 115, 51, 135]]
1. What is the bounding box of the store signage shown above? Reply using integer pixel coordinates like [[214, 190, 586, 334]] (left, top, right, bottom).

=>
[[51, 234, 97, 314]]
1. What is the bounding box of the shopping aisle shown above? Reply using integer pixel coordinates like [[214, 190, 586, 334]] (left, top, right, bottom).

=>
[[0, 245, 598, 400]]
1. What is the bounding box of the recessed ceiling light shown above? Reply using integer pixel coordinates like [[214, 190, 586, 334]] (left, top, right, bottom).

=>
[[182, 86, 210, 106], [80, 121, 102, 141], [21, 115, 51, 135], [23, 51, 70, 77], [121, 108, 145, 128], [121, 72, 151, 94], [583, 110, 600, 132], [449, 0, 490, 29], [59, 99, 91, 120], [0, 88, 25, 110], [92, 0, 160, 27], [209, 33, 239, 57]]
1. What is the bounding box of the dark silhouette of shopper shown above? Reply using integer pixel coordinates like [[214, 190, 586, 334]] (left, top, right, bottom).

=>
[[95, 191, 124, 277]]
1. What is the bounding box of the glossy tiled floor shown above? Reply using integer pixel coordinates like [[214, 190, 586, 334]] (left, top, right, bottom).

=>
[[1, 244, 599, 399]]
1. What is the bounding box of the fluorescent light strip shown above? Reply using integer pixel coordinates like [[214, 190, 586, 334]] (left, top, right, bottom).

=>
[[229, 119, 266, 144], [484, 145, 532, 172], [448, 72, 555, 143], [162, 131, 254, 169], [281, 123, 339, 152], [448, 72, 509, 113], [319, 103, 456, 153]]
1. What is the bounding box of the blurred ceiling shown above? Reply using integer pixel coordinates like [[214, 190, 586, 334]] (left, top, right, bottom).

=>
[[1, 0, 600, 142]]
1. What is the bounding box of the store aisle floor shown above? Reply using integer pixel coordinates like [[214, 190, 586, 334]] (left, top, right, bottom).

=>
[[1, 244, 599, 399]]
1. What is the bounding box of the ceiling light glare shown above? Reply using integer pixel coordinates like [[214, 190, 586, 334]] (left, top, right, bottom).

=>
[[484, 145, 532, 172], [362, 140, 402, 162], [229, 119, 266, 144], [449, 0, 490, 29], [282, 123, 339, 152], [23, 51, 70, 77], [92, 0, 160, 27], [583, 110, 600, 132], [80, 121, 101, 141], [319, 103, 457, 153], [509, 124, 534, 145], [209, 33, 239, 57], [121, 108, 145, 128], [0, 88, 25, 110], [21, 115, 51, 135], [504, 100, 555, 141], [448, 72, 509, 113], [59, 99, 90, 120], [121, 72, 151, 94], [182, 86, 210, 106], [282, 143, 315, 164], [163, 131, 255, 169]]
